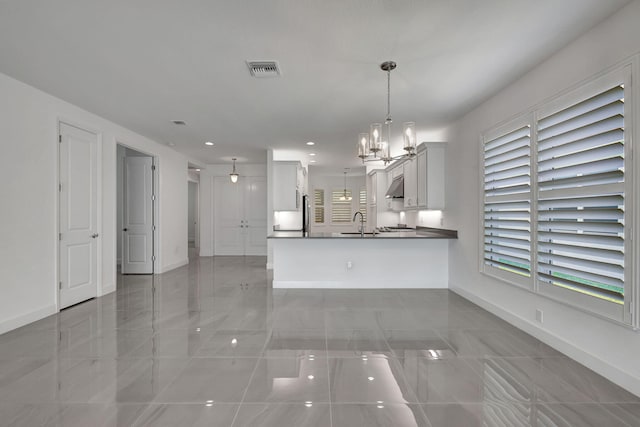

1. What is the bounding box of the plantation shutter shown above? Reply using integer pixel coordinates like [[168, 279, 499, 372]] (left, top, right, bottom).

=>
[[536, 82, 626, 304], [314, 189, 325, 224], [483, 121, 532, 279], [331, 190, 352, 223], [359, 189, 367, 222]]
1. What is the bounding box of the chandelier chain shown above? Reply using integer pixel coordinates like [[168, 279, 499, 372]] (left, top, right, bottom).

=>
[[386, 69, 392, 124]]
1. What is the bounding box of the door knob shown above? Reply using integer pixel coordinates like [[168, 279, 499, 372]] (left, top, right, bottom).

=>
[[91, 233, 99, 238], [123, 228, 128, 231]]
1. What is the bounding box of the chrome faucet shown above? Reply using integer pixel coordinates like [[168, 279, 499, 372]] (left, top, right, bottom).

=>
[[353, 211, 364, 237]]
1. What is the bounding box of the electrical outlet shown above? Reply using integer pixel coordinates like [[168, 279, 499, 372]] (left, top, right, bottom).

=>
[[535, 309, 544, 323], [346, 261, 353, 269]]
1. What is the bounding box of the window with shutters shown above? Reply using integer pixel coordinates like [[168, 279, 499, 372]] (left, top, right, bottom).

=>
[[483, 117, 532, 286], [314, 189, 325, 224], [331, 189, 352, 223], [535, 70, 629, 321], [359, 188, 367, 222], [481, 65, 633, 323]]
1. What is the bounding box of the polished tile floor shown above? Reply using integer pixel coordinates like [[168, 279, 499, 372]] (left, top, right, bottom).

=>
[[1, 256, 639, 426]]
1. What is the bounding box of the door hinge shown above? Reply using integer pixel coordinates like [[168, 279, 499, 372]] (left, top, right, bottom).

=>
[[59, 183, 62, 192], [58, 135, 62, 143], [152, 225, 156, 231], [152, 255, 156, 261], [151, 194, 156, 201], [59, 233, 62, 241], [151, 165, 156, 171], [59, 281, 62, 290]]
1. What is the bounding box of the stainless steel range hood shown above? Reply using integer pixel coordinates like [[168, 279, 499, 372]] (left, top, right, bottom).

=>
[[385, 176, 404, 198]]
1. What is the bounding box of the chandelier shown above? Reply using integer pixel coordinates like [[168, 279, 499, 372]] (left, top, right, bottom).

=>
[[357, 61, 417, 165]]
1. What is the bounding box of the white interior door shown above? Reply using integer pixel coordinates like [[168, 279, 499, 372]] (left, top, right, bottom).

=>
[[244, 176, 267, 255], [122, 156, 154, 274], [59, 123, 98, 308], [214, 177, 243, 255]]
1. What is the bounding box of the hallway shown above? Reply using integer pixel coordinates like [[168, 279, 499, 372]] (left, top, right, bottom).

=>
[[0, 256, 639, 426]]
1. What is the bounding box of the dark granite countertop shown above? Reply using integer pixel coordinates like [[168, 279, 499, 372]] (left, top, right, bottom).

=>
[[268, 226, 457, 239]]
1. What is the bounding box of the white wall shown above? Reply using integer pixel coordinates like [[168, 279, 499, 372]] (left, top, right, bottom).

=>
[[199, 163, 267, 256], [446, 0, 640, 395], [0, 71, 191, 334]]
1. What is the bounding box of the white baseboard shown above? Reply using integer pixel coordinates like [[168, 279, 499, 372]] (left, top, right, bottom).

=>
[[0, 304, 57, 335], [450, 283, 640, 398], [159, 258, 189, 273]]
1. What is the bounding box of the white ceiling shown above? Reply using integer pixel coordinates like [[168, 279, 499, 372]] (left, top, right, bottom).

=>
[[0, 0, 631, 168]]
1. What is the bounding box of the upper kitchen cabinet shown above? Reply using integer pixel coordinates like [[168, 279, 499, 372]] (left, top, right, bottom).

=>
[[416, 142, 446, 209], [403, 158, 417, 208], [367, 169, 387, 207], [273, 161, 303, 211]]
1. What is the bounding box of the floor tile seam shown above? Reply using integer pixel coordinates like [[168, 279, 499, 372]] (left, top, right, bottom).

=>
[[526, 363, 620, 403], [228, 352, 266, 425], [233, 353, 267, 410], [327, 399, 420, 404], [239, 398, 333, 404], [324, 320, 333, 427], [453, 355, 569, 360], [438, 396, 617, 404], [144, 353, 197, 408], [553, 402, 640, 427], [414, 402, 435, 427], [256, 324, 274, 359], [371, 335, 421, 405]]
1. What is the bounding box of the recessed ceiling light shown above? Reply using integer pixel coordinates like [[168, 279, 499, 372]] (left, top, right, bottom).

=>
[[309, 153, 316, 156], [195, 169, 201, 172], [171, 120, 187, 126], [306, 141, 315, 146], [205, 141, 214, 146], [168, 142, 176, 147], [310, 160, 317, 163]]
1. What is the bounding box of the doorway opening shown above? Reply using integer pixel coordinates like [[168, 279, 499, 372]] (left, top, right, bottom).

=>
[[187, 165, 200, 258], [116, 144, 157, 275]]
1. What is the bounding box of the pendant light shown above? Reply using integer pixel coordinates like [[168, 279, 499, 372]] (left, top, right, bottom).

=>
[[339, 170, 352, 201], [229, 158, 239, 183], [357, 61, 417, 165]]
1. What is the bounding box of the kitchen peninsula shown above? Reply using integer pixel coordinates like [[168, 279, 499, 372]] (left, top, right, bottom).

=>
[[269, 227, 457, 289]]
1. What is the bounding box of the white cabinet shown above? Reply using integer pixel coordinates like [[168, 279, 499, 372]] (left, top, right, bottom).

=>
[[273, 161, 302, 211], [416, 142, 446, 209], [367, 169, 387, 207], [390, 164, 403, 179], [403, 159, 417, 209]]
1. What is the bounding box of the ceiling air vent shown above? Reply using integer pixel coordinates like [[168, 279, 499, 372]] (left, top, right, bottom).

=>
[[246, 61, 281, 78]]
